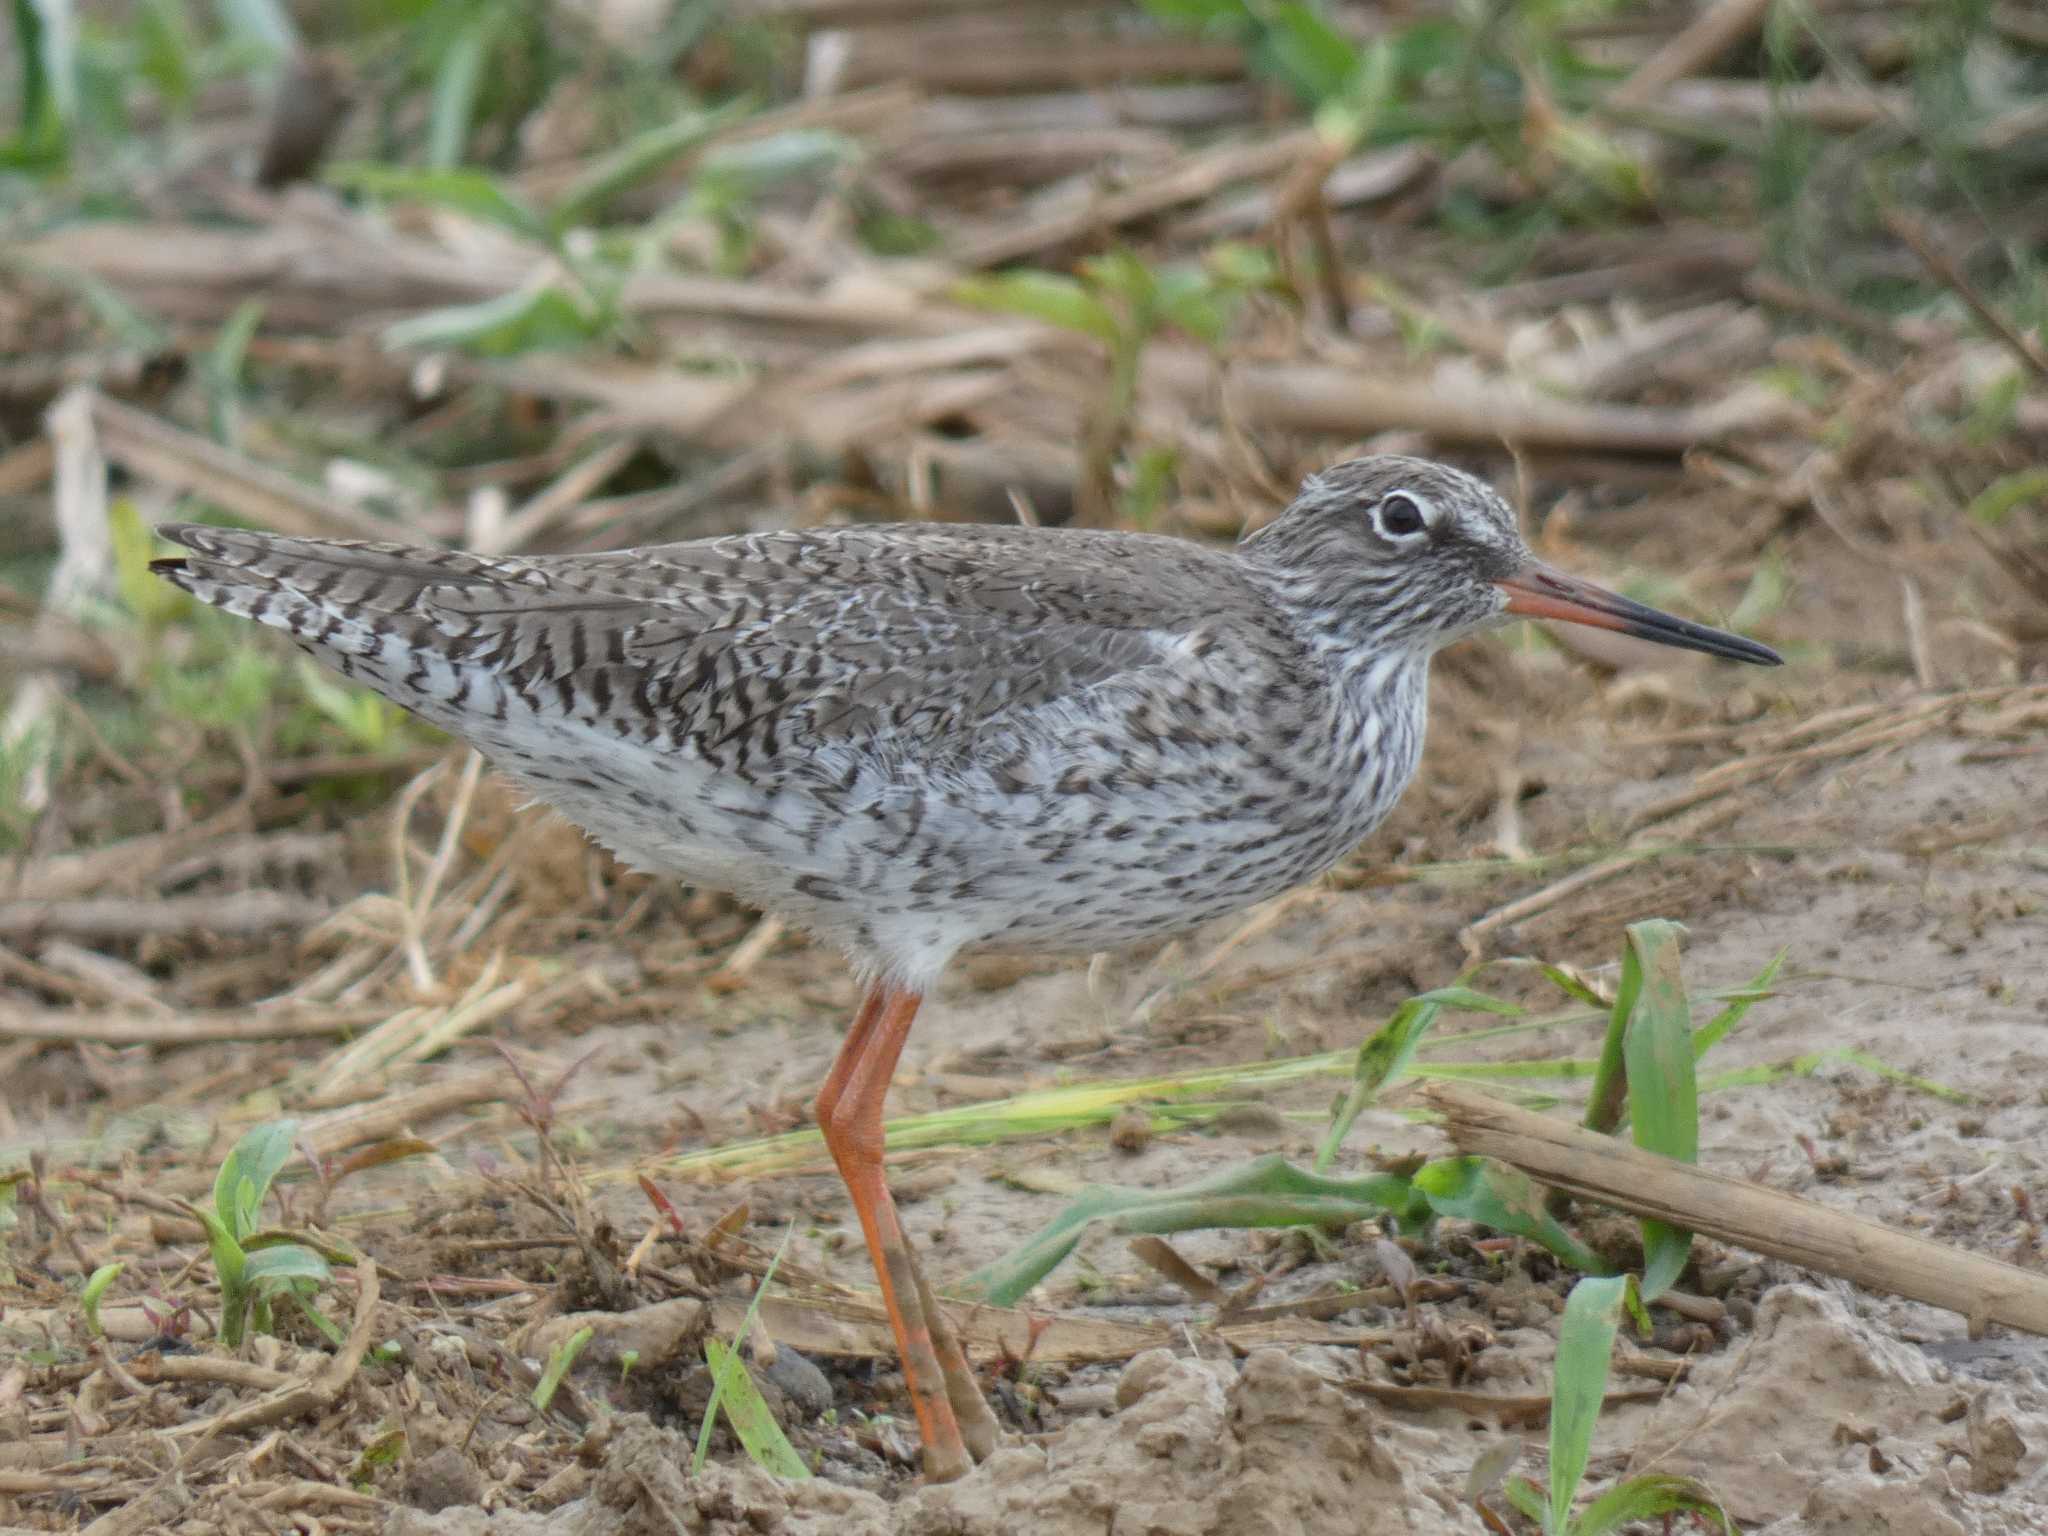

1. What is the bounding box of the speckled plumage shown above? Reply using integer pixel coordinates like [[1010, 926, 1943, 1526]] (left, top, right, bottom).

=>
[[153, 457, 1530, 984]]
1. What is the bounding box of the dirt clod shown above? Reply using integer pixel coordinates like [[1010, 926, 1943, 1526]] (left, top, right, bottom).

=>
[[901, 1348, 1436, 1536]]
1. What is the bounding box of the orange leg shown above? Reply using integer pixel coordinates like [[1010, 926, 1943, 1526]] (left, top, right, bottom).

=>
[[816, 982, 995, 1480]]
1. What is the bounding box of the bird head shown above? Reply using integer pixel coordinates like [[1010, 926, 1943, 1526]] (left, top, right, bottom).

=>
[[1244, 455, 1781, 667]]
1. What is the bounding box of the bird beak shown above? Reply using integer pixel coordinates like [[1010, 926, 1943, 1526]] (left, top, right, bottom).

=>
[[1494, 563, 1782, 666]]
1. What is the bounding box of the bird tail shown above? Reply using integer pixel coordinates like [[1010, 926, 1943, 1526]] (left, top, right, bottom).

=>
[[153, 524, 487, 649]]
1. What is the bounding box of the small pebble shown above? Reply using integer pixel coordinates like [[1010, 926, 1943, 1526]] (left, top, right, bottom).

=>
[[1109, 1107, 1152, 1153], [762, 1346, 834, 1419]]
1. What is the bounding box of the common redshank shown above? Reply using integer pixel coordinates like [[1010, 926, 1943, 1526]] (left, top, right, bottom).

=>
[[153, 455, 1779, 1480]]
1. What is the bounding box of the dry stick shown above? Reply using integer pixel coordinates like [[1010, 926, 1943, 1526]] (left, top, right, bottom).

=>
[[1744, 272, 1915, 347], [1423, 1083, 2048, 1338], [1648, 78, 1905, 132], [485, 437, 642, 555], [79, 389, 400, 541], [1174, 145, 1432, 241], [823, 30, 1244, 97], [0, 894, 332, 942], [5, 389, 112, 815], [297, 1068, 509, 1160], [956, 127, 1323, 269], [1884, 210, 2048, 384], [1162, 353, 1783, 456], [1607, 0, 1775, 109], [0, 1004, 383, 1045], [1460, 800, 1743, 950]]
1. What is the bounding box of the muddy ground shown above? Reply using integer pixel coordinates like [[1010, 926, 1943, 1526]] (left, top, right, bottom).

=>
[[5, 462, 2047, 1536]]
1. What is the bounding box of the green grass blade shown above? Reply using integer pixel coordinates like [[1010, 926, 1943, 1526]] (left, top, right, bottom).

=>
[[965, 1153, 1418, 1305], [1548, 1274, 1636, 1534], [1570, 1472, 1735, 1536], [532, 1325, 591, 1413], [1700, 1047, 1968, 1101], [1582, 944, 1639, 1138], [952, 270, 1120, 342], [81, 1261, 123, 1338], [704, 1339, 812, 1480], [1502, 1475, 1547, 1525], [1620, 922, 1697, 1301], [427, 8, 493, 169], [693, 1226, 794, 1476], [1412, 1157, 1606, 1275], [382, 287, 603, 357], [326, 164, 547, 241], [549, 100, 750, 233], [1318, 985, 1523, 1170], [1691, 948, 1786, 1057]]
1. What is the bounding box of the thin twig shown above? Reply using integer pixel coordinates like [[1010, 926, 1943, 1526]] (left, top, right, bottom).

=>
[[1884, 209, 2048, 384]]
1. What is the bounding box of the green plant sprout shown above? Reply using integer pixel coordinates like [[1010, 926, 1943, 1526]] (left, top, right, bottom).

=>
[[81, 1261, 124, 1339], [971, 923, 1783, 1303], [1496, 1275, 1734, 1535], [185, 1120, 350, 1349], [692, 1226, 808, 1480], [532, 1326, 592, 1413]]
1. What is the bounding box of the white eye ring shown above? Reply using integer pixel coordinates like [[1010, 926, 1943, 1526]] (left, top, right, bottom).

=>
[[1374, 492, 1431, 541]]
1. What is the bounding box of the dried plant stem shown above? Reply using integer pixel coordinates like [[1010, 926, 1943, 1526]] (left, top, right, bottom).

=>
[[1425, 1083, 2048, 1338]]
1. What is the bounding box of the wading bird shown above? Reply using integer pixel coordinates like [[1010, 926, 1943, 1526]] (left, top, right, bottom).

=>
[[155, 456, 1780, 1480]]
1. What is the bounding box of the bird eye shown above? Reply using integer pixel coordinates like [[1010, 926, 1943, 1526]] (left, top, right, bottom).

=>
[[1375, 492, 1429, 539]]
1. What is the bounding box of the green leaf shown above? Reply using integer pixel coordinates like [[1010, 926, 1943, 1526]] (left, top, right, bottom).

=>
[[1693, 950, 1784, 1058], [550, 100, 749, 233], [113, 501, 183, 625], [241, 1242, 332, 1289], [694, 1226, 795, 1476], [1536, 963, 1608, 1009], [193, 1203, 244, 1287], [289, 1291, 348, 1347], [704, 1338, 812, 1479], [966, 1154, 1418, 1306], [5, 0, 75, 167], [1261, 1, 1360, 106], [1619, 922, 1696, 1301], [327, 164, 546, 240], [1571, 1472, 1735, 1536], [1964, 467, 2048, 527], [952, 271, 1119, 343], [692, 129, 852, 206], [1413, 1156, 1606, 1275], [136, 0, 198, 111], [532, 1325, 591, 1412], [1318, 986, 1522, 1169], [1316, 33, 1395, 150], [1502, 1475, 1547, 1524], [81, 1261, 123, 1338], [1549, 1274, 1637, 1534], [1154, 266, 1233, 346], [1963, 370, 2026, 446], [426, 7, 495, 169], [212, 1119, 299, 1243], [382, 285, 604, 357], [1138, 0, 1255, 34]]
